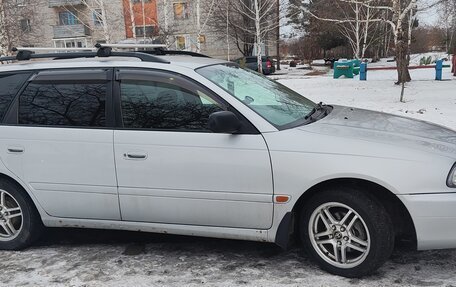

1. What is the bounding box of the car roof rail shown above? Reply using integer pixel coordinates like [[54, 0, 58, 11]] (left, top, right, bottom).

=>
[[96, 43, 168, 50], [0, 46, 171, 64], [97, 43, 211, 58], [142, 48, 211, 58]]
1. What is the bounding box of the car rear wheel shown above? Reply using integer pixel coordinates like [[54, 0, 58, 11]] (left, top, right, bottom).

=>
[[300, 187, 394, 278], [0, 179, 43, 250]]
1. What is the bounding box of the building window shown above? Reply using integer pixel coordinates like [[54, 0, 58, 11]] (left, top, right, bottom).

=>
[[176, 36, 186, 50], [54, 39, 88, 49], [135, 26, 155, 38], [93, 9, 103, 26], [59, 11, 79, 26], [173, 2, 189, 20], [20, 19, 31, 32], [198, 35, 206, 44]]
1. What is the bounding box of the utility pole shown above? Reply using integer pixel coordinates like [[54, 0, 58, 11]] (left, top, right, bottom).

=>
[[276, 0, 281, 70]]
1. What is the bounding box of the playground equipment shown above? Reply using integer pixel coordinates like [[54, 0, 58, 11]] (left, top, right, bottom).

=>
[[359, 59, 452, 81], [360, 62, 368, 81], [333, 59, 361, 79], [452, 55, 456, 76]]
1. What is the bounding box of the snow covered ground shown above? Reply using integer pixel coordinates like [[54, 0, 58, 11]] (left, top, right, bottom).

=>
[[2, 228, 456, 287], [1, 65, 455, 287], [274, 63, 456, 131]]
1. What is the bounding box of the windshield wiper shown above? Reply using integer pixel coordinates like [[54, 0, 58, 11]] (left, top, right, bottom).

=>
[[305, 102, 327, 121]]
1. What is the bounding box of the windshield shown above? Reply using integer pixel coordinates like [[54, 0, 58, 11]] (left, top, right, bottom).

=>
[[197, 64, 318, 129]]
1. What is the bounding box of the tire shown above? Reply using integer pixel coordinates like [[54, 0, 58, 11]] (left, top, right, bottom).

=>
[[0, 179, 43, 250], [299, 186, 394, 278]]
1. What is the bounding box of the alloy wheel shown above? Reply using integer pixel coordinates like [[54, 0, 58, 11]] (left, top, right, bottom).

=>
[[308, 202, 371, 269], [0, 189, 23, 241]]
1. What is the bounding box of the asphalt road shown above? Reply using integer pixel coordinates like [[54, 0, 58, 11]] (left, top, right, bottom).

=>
[[1, 228, 456, 287]]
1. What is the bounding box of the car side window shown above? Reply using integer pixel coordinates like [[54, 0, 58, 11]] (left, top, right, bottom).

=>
[[0, 73, 31, 122], [19, 82, 107, 127], [120, 78, 224, 131]]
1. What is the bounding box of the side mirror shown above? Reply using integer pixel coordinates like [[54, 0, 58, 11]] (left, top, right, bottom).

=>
[[208, 111, 241, 134]]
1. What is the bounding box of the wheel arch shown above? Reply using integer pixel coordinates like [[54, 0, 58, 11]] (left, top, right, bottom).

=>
[[276, 177, 417, 249], [0, 172, 45, 221]]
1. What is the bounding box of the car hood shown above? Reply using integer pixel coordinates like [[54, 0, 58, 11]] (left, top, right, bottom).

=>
[[297, 105, 456, 158]]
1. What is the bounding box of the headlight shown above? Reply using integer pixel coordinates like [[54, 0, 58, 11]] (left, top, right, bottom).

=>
[[448, 163, 456, 187]]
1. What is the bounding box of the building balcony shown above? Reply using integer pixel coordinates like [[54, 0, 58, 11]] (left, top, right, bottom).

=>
[[53, 24, 91, 39], [49, 0, 83, 8]]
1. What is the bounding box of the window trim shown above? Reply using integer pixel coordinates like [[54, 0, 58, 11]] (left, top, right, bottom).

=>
[[114, 68, 259, 134], [0, 72, 34, 123], [2, 68, 115, 129]]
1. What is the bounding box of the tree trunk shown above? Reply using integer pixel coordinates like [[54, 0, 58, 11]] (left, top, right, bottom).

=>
[[395, 39, 411, 84], [254, 0, 263, 74], [99, 0, 111, 44], [129, 0, 137, 40], [276, 0, 280, 70]]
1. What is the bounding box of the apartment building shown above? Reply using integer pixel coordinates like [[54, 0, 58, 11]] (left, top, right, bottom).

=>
[[4, 0, 127, 50], [156, 0, 243, 59], [122, 0, 159, 40], [155, 0, 278, 60], [48, 0, 126, 48], [3, 0, 276, 61]]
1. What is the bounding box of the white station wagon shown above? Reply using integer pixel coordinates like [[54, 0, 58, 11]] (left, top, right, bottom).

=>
[[0, 45, 455, 278]]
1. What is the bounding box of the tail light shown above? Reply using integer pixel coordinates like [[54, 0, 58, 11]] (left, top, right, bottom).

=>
[[266, 59, 272, 68]]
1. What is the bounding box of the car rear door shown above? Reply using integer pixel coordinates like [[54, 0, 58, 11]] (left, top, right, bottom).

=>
[[113, 68, 274, 229], [0, 68, 120, 220]]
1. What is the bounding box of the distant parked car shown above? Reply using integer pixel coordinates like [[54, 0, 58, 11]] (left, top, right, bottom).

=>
[[235, 56, 275, 75]]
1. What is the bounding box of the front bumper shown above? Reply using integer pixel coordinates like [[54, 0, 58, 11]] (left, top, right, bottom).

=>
[[399, 193, 456, 250]]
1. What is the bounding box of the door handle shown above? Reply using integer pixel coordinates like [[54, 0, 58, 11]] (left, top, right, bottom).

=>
[[7, 147, 24, 154], [124, 152, 148, 160]]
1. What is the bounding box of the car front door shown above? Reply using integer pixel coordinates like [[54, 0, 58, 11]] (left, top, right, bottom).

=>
[[114, 69, 273, 229], [0, 69, 120, 220]]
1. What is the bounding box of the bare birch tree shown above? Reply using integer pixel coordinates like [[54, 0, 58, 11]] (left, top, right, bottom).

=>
[[0, 0, 46, 55], [210, 0, 286, 73], [306, 0, 443, 84], [438, 0, 456, 53], [62, 0, 125, 44], [156, 0, 215, 50]]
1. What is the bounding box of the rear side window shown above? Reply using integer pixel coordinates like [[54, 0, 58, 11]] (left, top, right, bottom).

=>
[[0, 73, 31, 121], [19, 82, 107, 127]]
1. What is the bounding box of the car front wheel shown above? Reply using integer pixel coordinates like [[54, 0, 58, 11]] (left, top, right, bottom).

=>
[[300, 187, 394, 278]]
